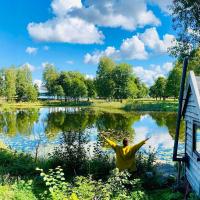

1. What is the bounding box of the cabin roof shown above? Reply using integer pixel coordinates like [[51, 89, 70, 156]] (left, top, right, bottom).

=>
[[182, 71, 200, 117]]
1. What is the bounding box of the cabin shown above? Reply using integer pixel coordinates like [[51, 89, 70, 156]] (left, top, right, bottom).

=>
[[181, 71, 200, 195]]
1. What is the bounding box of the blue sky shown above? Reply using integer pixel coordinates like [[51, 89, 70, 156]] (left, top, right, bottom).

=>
[[0, 0, 176, 87]]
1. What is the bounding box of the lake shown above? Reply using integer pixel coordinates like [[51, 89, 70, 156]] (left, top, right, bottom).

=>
[[0, 107, 184, 164]]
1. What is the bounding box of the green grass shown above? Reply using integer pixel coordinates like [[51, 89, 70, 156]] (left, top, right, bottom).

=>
[[0, 98, 178, 112], [124, 99, 178, 112]]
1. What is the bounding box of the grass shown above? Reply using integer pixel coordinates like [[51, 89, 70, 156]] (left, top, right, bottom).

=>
[[0, 98, 178, 112]]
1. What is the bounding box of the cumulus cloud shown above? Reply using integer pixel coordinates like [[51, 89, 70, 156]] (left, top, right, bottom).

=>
[[149, 0, 173, 13], [22, 62, 36, 72], [25, 47, 38, 55], [27, 0, 104, 44], [27, 0, 162, 44], [72, 0, 160, 30], [133, 62, 173, 86], [139, 27, 175, 53], [28, 17, 104, 44], [84, 28, 175, 64]]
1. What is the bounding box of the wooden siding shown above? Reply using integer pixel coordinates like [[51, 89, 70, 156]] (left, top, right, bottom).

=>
[[185, 91, 200, 195]]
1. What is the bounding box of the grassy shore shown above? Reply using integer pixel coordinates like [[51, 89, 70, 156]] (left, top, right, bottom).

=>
[[0, 98, 178, 112]]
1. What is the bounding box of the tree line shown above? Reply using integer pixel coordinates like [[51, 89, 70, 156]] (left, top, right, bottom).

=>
[[0, 66, 38, 102], [43, 57, 148, 102], [150, 48, 200, 100]]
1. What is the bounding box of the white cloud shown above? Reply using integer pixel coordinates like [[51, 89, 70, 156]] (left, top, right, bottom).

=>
[[84, 28, 175, 64], [41, 62, 54, 68], [22, 62, 36, 72], [25, 47, 38, 55], [27, 0, 162, 44], [72, 0, 160, 31], [28, 17, 104, 44], [51, 0, 82, 16], [162, 62, 173, 72], [33, 79, 42, 90], [139, 27, 175, 53], [66, 60, 74, 65], [149, 0, 173, 13], [43, 46, 50, 51], [133, 62, 173, 86], [27, 0, 103, 44], [85, 74, 95, 80]]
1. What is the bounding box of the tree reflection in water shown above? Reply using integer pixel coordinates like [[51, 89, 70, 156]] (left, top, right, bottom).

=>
[[0, 108, 185, 165]]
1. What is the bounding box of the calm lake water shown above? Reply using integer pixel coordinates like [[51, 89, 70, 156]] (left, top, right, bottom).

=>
[[0, 107, 184, 164]]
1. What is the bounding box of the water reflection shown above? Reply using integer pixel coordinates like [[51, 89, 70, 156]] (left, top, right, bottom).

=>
[[0, 108, 184, 163]]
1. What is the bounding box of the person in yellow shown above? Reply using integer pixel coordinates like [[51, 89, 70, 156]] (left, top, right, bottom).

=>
[[102, 135, 150, 172]]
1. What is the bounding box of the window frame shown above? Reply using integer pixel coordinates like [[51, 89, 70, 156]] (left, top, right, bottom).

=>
[[193, 122, 200, 157]]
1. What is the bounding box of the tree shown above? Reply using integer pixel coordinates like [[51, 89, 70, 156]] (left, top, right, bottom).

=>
[[165, 66, 182, 99], [0, 70, 5, 97], [149, 85, 157, 99], [4, 67, 16, 101], [70, 78, 87, 101], [170, 0, 200, 57], [85, 78, 97, 101], [134, 77, 149, 98], [96, 57, 115, 99], [16, 66, 36, 101], [25, 84, 38, 102], [43, 64, 59, 97], [58, 72, 72, 100], [155, 77, 167, 100], [112, 63, 137, 100]]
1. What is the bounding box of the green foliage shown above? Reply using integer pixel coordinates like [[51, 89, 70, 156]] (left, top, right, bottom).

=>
[[85, 78, 96, 99], [96, 57, 116, 99], [43, 64, 59, 97], [170, 0, 200, 57], [188, 192, 200, 200], [165, 65, 182, 99], [4, 67, 16, 102], [150, 77, 167, 100], [38, 166, 151, 200], [0, 180, 37, 200]]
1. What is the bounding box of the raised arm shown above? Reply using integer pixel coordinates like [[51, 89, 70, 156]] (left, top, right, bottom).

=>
[[102, 135, 117, 150], [131, 137, 150, 153]]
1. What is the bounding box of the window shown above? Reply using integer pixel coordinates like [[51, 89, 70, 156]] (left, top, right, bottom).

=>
[[193, 124, 200, 154]]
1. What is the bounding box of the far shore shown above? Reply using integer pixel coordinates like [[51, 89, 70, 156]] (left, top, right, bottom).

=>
[[0, 98, 178, 112]]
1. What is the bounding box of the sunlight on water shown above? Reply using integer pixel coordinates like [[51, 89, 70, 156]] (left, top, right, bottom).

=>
[[0, 107, 184, 164]]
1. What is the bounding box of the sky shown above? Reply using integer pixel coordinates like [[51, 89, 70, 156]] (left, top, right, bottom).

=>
[[0, 0, 176, 88]]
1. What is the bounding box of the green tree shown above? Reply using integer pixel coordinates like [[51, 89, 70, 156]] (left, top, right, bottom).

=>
[[43, 64, 59, 97], [134, 77, 149, 98], [70, 78, 87, 101], [165, 65, 182, 99], [96, 57, 115, 99], [4, 67, 16, 102], [112, 63, 137, 100], [58, 72, 72, 101], [16, 66, 37, 102], [155, 77, 167, 100], [149, 85, 157, 99], [0, 70, 5, 97], [170, 0, 200, 57], [85, 78, 96, 101]]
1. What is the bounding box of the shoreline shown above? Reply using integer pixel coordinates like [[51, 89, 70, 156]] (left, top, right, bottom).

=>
[[0, 99, 178, 112]]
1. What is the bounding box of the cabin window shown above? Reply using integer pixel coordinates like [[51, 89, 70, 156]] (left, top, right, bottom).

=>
[[193, 124, 200, 154]]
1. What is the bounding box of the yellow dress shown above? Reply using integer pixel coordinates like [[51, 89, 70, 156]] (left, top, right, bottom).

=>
[[104, 137, 146, 172]]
